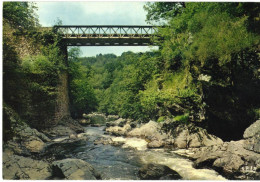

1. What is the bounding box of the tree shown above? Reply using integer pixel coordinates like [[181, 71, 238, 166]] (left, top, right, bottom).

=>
[[68, 47, 97, 118], [3, 2, 39, 29], [144, 2, 260, 140], [144, 2, 185, 24]]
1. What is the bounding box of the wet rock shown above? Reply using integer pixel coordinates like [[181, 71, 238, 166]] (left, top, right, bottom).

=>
[[77, 133, 88, 140], [147, 140, 164, 148], [138, 163, 182, 180], [42, 117, 85, 138], [78, 119, 91, 126], [94, 138, 112, 145], [40, 139, 87, 162], [52, 158, 101, 180], [91, 123, 101, 127], [60, 117, 85, 134], [69, 134, 77, 139], [43, 125, 76, 138], [106, 124, 132, 136], [3, 153, 52, 180], [94, 138, 124, 146]]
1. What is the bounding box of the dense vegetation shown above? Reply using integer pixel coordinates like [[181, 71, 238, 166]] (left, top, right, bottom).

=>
[[3, 2, 66, 140], [143, 2, 260, 140], [73, 2, 260, 140], [3, 2, 260, 141]]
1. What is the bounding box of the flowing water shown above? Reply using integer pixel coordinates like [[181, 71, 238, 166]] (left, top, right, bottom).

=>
[[60, 126, 226, 180]]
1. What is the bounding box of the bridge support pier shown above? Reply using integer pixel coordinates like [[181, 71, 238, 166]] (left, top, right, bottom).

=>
[[54, 45, 70, 124]]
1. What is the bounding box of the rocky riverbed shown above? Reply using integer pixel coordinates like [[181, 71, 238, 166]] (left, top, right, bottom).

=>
[[3, 112, 260, 180]]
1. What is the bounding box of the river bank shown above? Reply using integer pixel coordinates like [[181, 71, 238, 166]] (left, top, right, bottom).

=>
[[3, 112, 260, 180]]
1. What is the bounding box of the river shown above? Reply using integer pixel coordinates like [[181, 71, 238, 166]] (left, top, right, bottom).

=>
[[57, 126, 226, 180]]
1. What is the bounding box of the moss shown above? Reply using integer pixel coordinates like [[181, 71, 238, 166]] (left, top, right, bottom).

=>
[[157, 116, 166, 123], [174, 113, 189, 123]]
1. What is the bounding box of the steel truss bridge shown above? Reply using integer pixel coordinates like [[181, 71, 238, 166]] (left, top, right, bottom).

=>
[[54, 25, 159, 46]]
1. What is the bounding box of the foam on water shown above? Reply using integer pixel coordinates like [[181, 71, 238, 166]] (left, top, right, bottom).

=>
[[139, 150, 226, 180], [112, 136, 148, 151], [62, 126, 226, 180]]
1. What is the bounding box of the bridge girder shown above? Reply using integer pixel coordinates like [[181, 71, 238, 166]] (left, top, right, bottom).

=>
[[54, 25, 159, 46]]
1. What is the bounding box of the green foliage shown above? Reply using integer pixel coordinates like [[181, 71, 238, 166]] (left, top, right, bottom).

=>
[[157, 116, 167, 123], [139, 68, 201, 121], [80, 52, 160, 120], [174, 113, 189, 123], [146, 2, 260, 139], [144, 2, 185, 24], [3, 2, 39, 29], [19, 42, 66, 127], [68, 47, 97, 118], [3, 3, 67, 130]]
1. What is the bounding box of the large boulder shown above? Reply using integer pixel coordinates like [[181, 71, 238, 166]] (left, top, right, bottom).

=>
[[105, 124, 132, 136], [138, 163, 182, 180], [147, 140, 164, 148], [189, 140, 260, 179], [3, 153, 52, 180], [243, 120, 260, 139], [52, 159, 101, 180], [4, 123, 51, 155], [172, 123, 223, 149], [243, 120, 260, 153], [15, 124, 51, 142], [179, 121, 260, 180], [244, 137, 260, 153], [171, 121, 260, 179], [128, 121, 167, 141]]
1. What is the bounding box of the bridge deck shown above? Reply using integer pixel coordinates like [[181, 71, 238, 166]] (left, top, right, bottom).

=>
[[54, 25, 158, 46]]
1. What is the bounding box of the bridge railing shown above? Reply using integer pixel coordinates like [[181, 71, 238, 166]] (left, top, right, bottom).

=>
[[53, 25, 158, 39]]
